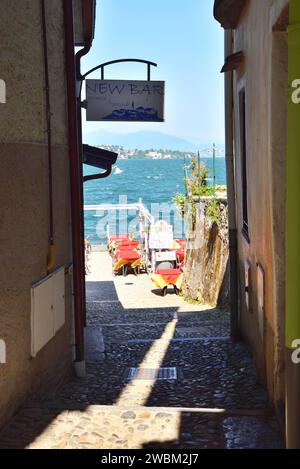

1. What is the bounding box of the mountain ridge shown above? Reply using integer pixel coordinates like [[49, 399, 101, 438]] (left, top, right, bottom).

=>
[[83, 130, 224, 152]]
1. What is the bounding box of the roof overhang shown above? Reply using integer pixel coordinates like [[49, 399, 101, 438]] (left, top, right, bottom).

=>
[[221, 51, 244, 73], [213, 0, 248, 29], [74, 0, 96, 47], [82, 0, 96, 45]]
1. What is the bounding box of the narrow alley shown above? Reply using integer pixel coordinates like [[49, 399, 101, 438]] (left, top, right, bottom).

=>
[[0, 250, 282, 449]]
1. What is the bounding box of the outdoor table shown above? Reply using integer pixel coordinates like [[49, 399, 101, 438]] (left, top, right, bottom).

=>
[[114, 245, 140, 258], [176, 249, 185, 262], [174, 239, 186, 249], [109, 238, 139, 254], [150, 268, 183, 296], [113, 249, 141, 273], [116, 240, 140, 247], [109, 234, 130, 241]]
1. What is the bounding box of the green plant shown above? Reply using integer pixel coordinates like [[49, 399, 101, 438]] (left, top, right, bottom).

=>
[[215, 185, 227, 193], [206, 198, 221, 226], [192, 185, 214, 197], [172, 193, 186, 216], [173, 192, 197, 223], [181, 294, 202, 305], [187, 159, 210, 197], [173, 161, 225, 228]]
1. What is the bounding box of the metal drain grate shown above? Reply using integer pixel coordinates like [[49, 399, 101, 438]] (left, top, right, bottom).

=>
[[126, 367, 177, 381]]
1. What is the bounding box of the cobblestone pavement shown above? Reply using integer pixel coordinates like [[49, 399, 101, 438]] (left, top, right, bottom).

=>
[[0, 252, 283, 449]]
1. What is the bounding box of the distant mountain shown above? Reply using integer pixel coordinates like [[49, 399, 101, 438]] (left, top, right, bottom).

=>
[[84, 130, 223, 152]]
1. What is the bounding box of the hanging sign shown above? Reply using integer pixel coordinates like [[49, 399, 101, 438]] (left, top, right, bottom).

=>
[[86, 79, 165, 122]]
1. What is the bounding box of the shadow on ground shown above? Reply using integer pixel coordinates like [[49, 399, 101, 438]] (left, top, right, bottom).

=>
[[0, 278, 283, 449]]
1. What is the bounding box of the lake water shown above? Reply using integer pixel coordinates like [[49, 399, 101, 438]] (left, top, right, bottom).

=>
[[84, 157, 226, 244]]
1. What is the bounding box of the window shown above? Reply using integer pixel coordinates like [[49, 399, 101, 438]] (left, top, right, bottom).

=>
[[239, 89, 249, 242]]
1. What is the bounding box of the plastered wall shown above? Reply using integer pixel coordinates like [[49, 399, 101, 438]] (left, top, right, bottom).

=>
[[233, 0, 288, 404], [0, 0, 74, 425]]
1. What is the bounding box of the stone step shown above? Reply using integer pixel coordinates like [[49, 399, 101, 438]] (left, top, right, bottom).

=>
[[23, 402, 271, 416]]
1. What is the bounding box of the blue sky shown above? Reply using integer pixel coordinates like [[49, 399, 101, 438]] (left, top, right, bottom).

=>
[[81, 0, 225, 144]]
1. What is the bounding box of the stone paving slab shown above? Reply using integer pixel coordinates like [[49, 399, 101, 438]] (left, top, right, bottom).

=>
[[86, 251, 215, 312], [41, 339, 268, 411], [100, 322, 230, 342], [87, 303, 231, 326], [0, 405, 282, 449], [0, 251, 283, 449]]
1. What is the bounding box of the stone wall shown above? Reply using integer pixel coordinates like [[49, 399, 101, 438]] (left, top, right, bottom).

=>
[[182, 199, 229, 308]]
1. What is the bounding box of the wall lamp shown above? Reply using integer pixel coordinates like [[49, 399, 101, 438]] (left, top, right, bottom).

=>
[[82, 144, 118, 182]]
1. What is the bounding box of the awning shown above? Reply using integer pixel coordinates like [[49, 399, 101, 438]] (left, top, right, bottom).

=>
[[221, 51, 244, 73], [214, 0, 248, 29]]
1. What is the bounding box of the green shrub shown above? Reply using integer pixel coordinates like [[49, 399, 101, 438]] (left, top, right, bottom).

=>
[[173, 161, 224, 226], [206, 198, 221, 226], [172, 193, 186, 216]]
